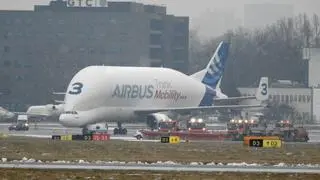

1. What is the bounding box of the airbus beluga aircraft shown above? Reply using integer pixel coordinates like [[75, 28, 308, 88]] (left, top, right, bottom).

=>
[[59, 41, 269, 133]]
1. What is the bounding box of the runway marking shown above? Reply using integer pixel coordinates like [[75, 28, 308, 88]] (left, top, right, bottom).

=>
[[6, 134, 158, 141]]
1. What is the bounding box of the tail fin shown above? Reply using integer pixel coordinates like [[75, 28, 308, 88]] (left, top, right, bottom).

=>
[[255, 77, 269, 101], [190, 41, 230, 89], [216, 75, 222, 90]]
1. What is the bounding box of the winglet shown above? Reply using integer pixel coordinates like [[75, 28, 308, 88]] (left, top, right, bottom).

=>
[[255, 77, 269, 101]]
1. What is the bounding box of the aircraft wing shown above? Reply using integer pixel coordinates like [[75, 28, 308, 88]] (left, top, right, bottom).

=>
[[11, 111, 27, 115], [134, 104, 266, 115], [214, 96, 256, 101], [12, 111, 51, 117]]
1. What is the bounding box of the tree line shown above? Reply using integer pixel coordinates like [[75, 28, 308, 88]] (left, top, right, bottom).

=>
[[189, 13, 320, 96]]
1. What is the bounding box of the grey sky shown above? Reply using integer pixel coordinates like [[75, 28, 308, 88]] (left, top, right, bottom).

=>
[[1, 0, 320, 39]]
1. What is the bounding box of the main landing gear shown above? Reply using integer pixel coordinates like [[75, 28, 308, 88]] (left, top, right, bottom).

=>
[[113, 122, 127, 135]]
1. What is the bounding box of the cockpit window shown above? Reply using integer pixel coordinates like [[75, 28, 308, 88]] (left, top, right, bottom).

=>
[[65, 111, 78, 114]]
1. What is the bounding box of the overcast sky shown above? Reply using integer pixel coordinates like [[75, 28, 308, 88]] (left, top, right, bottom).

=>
[[1, 0, 320, 39]]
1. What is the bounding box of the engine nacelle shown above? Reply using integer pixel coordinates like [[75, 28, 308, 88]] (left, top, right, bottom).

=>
[[45, 104, 64, 113], [146, 113, 171, 129]]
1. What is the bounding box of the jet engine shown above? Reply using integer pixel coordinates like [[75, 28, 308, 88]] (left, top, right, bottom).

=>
[[45, 104, 64, 112]]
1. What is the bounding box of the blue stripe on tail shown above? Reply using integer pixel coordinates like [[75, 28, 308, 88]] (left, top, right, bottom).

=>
[[201, 42, 230, 89], [199, 86, 216, 106]]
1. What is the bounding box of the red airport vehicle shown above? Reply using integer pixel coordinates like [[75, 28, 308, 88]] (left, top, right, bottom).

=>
[[226, 118, 309, 142], [135, 118, 232, 141]]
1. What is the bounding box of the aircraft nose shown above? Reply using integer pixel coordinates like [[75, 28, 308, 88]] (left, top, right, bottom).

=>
[[59, 112, 78, 127]]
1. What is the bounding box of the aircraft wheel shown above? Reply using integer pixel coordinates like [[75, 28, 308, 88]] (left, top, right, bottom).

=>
[[136, 134, 143, 140], [114, 128, 119, 135], [121, 128, 127, 135], [82, 127, 89, 135]]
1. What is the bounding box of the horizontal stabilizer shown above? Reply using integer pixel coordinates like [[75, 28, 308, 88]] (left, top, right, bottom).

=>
[[11, 111, 27, 115], [213, 77, 269, 101], [214, 96, 256, 101], [53, 92, 65, 95], [54, 100, 65, 104]]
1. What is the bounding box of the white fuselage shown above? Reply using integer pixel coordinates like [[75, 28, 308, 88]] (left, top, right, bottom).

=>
[[26, 104, 64, 120], [59, 66, 214, 127]]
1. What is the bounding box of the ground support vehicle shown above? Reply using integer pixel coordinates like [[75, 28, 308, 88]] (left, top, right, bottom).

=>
[[135, 118, 232, 141]]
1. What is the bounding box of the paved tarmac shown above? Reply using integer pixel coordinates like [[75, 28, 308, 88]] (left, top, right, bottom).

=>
[[0, 162, 319, 173], [0, 122, 319, 142]]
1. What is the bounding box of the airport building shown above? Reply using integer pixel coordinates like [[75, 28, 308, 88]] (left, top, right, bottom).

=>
[[238, 85, 313, 123], [238, 48, 320, 124], [0, 0, 189, 111]]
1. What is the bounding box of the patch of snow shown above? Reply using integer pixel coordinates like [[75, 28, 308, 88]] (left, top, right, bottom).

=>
[[0, 157, 319, 168], [78, 159, 89, 164], [25, 158, 36, 163], [274, 162, 286, 167], [1, 158, 7, 162], [94, 160, 105, 164], [163, 161, 176, 165], [226, 162, 261, 167]]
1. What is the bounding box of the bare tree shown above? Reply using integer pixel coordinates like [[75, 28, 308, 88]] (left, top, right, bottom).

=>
[[312, 14, 320, 47], [188, 13, 319, 96]]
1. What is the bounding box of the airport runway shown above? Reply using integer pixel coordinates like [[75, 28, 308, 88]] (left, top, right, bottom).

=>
[[1, 122, 320, 174], [0, 122, 226, 137], [0, 122, 320, 142], [0, 162, 319, 173]]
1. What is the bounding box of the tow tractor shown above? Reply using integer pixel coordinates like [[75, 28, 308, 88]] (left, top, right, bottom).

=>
[[135, 118, 231, 141], [226, 118, 309, 142], [8, 115, 29, 131], [267, 120, 309, 142], [227, 119, 260, 140]]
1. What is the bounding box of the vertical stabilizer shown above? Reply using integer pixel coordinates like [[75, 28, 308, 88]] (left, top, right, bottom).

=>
[[256, 77, 269, 101], [190, 41, 230, 89]]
